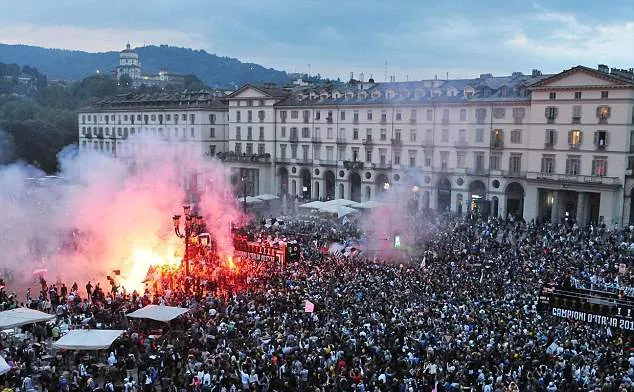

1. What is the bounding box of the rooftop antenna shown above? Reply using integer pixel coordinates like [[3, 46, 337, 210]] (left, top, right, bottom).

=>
[[385, 61, 388, 82], [446, 72, 449, 80], [308, 64, 311, 78]]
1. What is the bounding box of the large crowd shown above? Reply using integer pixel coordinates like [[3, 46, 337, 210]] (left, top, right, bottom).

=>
[[2, 211, 634, 392]]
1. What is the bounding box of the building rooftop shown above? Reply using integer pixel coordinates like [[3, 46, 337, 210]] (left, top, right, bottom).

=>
[[79, 89, 227, 112], [275, 72, 553, 107]]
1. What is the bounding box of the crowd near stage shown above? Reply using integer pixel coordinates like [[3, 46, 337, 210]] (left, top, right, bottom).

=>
[[4, 207, 634, 391]]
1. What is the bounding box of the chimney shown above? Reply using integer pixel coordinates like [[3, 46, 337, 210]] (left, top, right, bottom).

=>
[[350, 72, 354, 81], [390, 75, 396, 82], [531, 69, 542, 77], [598, 64, 609, 73], [359, 72, 365, 82]]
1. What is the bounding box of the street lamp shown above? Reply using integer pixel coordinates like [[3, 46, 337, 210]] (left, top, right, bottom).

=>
[[241, 175, 247, 213], [172, 205, 204, 293]]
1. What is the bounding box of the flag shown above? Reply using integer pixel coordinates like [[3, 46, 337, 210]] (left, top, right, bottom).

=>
[[304, 300, 315, 313], [421, 256, 426, 269]]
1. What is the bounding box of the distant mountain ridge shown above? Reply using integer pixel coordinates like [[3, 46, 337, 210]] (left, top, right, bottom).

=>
[[0, 43, 293, 88]]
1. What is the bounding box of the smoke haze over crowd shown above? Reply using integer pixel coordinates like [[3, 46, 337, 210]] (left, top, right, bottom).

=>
[[0, 135, 242, 291]]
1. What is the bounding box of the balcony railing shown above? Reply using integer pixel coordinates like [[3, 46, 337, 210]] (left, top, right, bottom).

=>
[[374, 162, 392, 169], [544, 142, 555, 150], [320, 160, 338, 166], [466, 168, 488, 176], [501, 170, 526, 178], [491, 141, 504, 149], [343, 160, 364, 170], [433, 165, 451, 173], [362, 137, 374, 145], [276, 157, 291, 164], [526, 172, 620, 185], [454, 140, 469, 148], [391, 138, 403, 146], [218, 152, 271, 163], [336, 137, 347, 144], [311, 136, 322, 143], [326, 117, 333, 124], [410, 118, 417, 124], [353, 118, 359, 124], [289, 134, 299, 143]]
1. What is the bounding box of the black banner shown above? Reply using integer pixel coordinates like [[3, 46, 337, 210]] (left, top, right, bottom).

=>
[[539, 284, 634, 331]]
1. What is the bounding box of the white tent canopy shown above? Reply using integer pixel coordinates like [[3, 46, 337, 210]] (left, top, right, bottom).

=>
[[299, 201, 326, 209], [324, 199, 361, 207], [0, 356, 10, 376], [356, 200, 387, 209], [237, 196, 263, 205], [255, 194, 279, 201], [126, 305, 190, 322], [0, 308, 55, 329], [318, 205, 359, 217], [52, 329, 125, 350]]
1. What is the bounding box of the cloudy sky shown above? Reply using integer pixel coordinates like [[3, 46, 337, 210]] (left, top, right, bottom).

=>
[[0, 0, 633, 80]]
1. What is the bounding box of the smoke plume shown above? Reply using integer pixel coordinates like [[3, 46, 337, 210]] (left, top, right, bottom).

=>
[[360, 170, 426, 260], [0, 134, 242, 292]]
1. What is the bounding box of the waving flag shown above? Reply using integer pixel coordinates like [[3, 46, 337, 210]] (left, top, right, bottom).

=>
[[304, 300, 315, 313]]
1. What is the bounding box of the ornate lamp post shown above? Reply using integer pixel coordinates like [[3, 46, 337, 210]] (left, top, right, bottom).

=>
[[241, 175, 247, 214], [172, 205, 205, 292]]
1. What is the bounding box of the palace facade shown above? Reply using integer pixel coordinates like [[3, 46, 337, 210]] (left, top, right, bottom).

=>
[[79, 64, 634, 226]]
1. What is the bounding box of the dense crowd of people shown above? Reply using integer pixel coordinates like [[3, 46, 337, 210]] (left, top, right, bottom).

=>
[[2, 211, 634, 392]]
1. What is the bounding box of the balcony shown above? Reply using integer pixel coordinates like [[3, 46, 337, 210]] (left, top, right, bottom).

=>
[[491, 141, 504, 149], [527, 171, 619, 185], [218, 152, 271, 164], [544, 142, 555, 150], [336, 137, 347, 144], [326, 117, 334, 124], [320, 160, 338, 166], [289, 134, 299, 143], [501, 170, 526, 178], [374, 161, 392, 169], [409, 118, 417, 124], [454, 140, 469, 148], [303, 117, 310, 124], [391, 138, 403, 147], [296, 158, 312, 165], [380, 118, 388, 124], [311, 136, 322, 143], [466, 168, 488, 176], [276, 157, 291, 164], [343, 160, 364, 170], [362, 137, 374, 145], [434, 165, 451, 173]]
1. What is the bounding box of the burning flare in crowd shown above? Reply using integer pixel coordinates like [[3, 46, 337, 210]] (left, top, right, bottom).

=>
[[0, 134, 243, 291]]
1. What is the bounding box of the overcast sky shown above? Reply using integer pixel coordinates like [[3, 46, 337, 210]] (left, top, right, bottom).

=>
[[0, 0, 633, 81]]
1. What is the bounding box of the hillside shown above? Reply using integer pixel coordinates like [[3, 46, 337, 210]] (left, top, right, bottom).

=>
[[0, 43, 293, 88]]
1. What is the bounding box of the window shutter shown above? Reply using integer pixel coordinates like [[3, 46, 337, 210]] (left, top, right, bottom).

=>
[[579, 132, 583, 145], [553, 131, 557, 145], [605, 132, 609, 146], [545, 130, 549, 144], [593, 132, 599, 146], [490, 130, 495, 144], [567, 130, 572, 144], [591, 160, 596, 175]]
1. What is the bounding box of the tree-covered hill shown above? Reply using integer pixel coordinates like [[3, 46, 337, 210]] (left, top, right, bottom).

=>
[[0, 43, 293, 88]]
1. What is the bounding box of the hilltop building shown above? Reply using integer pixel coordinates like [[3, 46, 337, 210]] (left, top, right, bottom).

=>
[[115, 44, 185, 88]]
